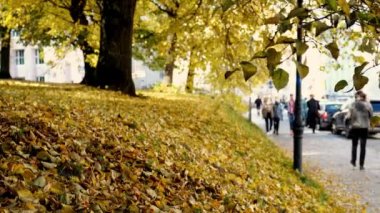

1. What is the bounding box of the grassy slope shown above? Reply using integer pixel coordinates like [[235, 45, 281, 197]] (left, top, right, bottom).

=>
[[0, 81, 360, 212]]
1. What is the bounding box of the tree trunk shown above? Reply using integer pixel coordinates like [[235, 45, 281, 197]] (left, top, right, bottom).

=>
[[162, 33, 177, 85], [0, 27, 11, 79], [185, 50, 195, 93], [81, 57, 97, 85], [96, 0, 136, 96]]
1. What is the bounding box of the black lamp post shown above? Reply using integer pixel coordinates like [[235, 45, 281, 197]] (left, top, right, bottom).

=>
[[293, 0, 304, 172]]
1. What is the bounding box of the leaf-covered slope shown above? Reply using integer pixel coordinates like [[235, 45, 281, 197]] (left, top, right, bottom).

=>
[[0, 82, 354, 212]]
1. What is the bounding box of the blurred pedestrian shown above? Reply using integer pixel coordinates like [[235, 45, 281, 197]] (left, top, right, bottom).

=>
[[288, 94, 295, 133], [262, 97, 273, 133], [307, 94, 320, 133], [273, 100, 283, 135], [254, 96, 262, 116], [349, 91, 373, 170]]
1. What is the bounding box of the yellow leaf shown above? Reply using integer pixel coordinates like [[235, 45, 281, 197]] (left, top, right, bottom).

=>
[[61, 205, 75, 213], [17, 189, 35, 203], [338, 0, 350, 16]]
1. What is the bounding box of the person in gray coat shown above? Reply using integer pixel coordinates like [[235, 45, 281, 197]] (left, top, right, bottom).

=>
[[349, 91, 373, 170], [273, 101, 283, 135]]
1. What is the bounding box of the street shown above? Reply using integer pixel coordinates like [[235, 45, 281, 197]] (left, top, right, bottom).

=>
[[248, 109, 380, 212]]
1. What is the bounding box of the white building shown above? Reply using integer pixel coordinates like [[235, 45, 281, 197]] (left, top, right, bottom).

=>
[[8, 30, 85, 83], [5, 30, 164, 88]]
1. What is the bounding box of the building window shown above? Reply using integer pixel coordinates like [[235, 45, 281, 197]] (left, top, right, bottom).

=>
[[15, 50, 25, 65], [35, 49, 44, 64], [11, 30, 20, 37], [36, 76, 45, 82]]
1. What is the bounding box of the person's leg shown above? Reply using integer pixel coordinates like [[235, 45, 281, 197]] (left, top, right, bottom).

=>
[[311, 115, 316, 133], [264, 116, 269, 132], [351, 129, 359, 167], [273, 117, 278, 133], [359, 129, 368, 169], [269, 114, 273, 131], [275, 118, 280, 134], [288, 113, 294, 130]]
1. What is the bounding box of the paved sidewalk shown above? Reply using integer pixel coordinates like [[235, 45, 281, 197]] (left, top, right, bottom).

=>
[[248, 110, 380, 212]]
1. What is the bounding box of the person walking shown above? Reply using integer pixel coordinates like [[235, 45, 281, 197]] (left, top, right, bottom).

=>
[[306, 94, 320, 133], [288, 94, 295, 134], [254, 96, 262, 116], [262, 97, 273, 133], [349, 91, 373, 170], [273, 100, 283, 135]]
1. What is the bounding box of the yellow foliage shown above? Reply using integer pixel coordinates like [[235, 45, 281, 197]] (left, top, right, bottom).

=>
[[0, 80, 362, 212]]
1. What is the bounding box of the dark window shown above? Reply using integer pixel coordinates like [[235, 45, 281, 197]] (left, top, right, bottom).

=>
[[15, 50, 25, 65], [371, 101, 380, 112]]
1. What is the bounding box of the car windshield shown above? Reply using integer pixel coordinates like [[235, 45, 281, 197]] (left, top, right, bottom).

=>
[[371, 101, 380, 112], [325, 104, 341, 112]]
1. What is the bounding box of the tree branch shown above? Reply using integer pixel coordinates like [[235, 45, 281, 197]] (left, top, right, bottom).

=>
[[150, 0, 177, 18]]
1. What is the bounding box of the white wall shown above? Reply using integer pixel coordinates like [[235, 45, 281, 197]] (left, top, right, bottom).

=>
[[8, 33, 85, 83], [132, 60, 164, 89]]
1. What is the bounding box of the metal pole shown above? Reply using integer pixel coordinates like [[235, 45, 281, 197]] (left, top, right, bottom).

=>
[[248, 97, 252, 122], [294, 0, 304, 172]]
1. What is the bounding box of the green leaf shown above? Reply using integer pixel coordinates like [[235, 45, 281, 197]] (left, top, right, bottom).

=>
[[240, 61, 257, 81], [266, 48, 282, 72], [296, 41, 309, 55], [359, 38, 376, 53], [353, 73, 369, 90], [304, 22, 313, 31], [224, 70, 237, 79], [326, 0, 337, 11], [251, 51, 267, 60], [325, 41, 339, 60], [272, 68, 289, 90], [354, 62, 369, 75], [277, 20, 293, 33], [222, 0, 234, 12], [265, 16, 281, 25], [334, 80, 348, 92], [338, 0, 350, 16], [276, 36, 295, 44], [345, 12, 358, 28], [315, 21, 331, 36], [287, 7, 309, 19], [296, 63, 309, 79]]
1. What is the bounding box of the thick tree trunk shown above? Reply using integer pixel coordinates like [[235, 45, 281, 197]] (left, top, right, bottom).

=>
[[96, 0, 136, 96], [162, 33, 177, 85], [185, 50, 195, 93], [81, 57, 97, 85], [0, 28, 11, 79]]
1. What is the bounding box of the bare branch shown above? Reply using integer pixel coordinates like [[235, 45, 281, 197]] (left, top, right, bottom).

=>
[[150, 0, 177, 18]]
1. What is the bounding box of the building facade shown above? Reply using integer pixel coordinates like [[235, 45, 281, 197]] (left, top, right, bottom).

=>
[[9, 30, 85, 83], [5, 30, 164, 88]]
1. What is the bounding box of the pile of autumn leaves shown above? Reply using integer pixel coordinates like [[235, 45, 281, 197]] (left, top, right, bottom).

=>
[[0, 82, 361, 212]]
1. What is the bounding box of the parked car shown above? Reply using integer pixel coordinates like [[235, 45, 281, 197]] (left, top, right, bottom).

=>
[[331, 99, 380, 138], [318, 101, 342, 130]]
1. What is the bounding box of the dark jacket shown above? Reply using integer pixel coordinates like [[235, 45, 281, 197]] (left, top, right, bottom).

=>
[[307, 98, 320, 126], [254, 98, 262, 108], [307, 98, 320, 114]]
